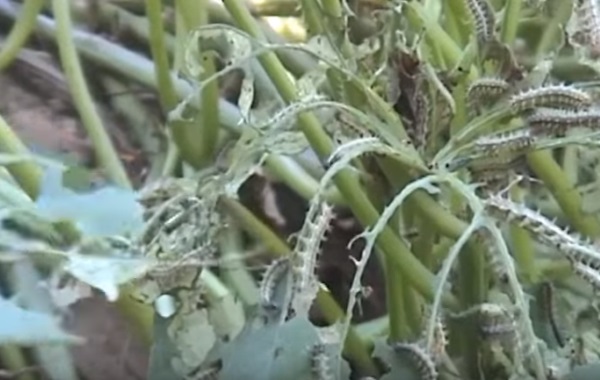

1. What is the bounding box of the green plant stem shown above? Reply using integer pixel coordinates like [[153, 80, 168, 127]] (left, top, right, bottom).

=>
[[0, 345, 34, 380], [500, 0, 522, 45], [197, 52, 220, 165], [443, 0, 469, 47], [264, 154, 345, 205], [527, 150, 600, 237], [0, 114, 41, 199], [144, 0, 178, 110], [218, 225, 260, 306], [412, 213, 435, 269], [219, 197, 378, 376], [404, 1, 475, 77], [381, 252, 410, 341], [100, 75, 166, 183], [0, 0, 44, 70], [223, 0, 459, 310], [298, 0, 324, 35], [509, 185, 537, 284], [52, 0, 131, 189], [534, 0, 572, 61]]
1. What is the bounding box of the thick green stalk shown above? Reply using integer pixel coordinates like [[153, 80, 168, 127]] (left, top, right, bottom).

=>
[[222, 0, 459, 310], [147, 0, 196, 169], [0, 114, 41, 199], [509, 185, 537, 283], [444, 0, 470, 47], [52, 0, 131, 188], [219, 197, 378, 376], [527, 150, 600, 237], [218, 226, 260, 306], [0, 0, 44, 70], [385, 260, 410, 341], [145, 0, 178, 110], [500, 0, 522, 45], [264, 154, 345, 205], [298, 0, 324, 36], [197, 52, 220, 165]]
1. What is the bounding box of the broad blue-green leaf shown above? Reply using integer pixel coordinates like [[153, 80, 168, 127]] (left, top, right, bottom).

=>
[[219, 316, 341, 380], [35, 168, 143, 237], [0, 297, 82, 345]]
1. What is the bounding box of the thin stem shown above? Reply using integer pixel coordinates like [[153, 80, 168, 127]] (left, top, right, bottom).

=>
[[218, 225, 260, 306], [197, 51, 220, 165], [0, 0, 45, 70], [145, 0, 178, 110], [52, 0, 131, 188], [177, 0, 220, 166], [509, 185, 537, 284]]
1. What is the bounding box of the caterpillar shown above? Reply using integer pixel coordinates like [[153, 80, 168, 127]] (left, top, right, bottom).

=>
[[310, 343, 334, 380], [391, 342, 438, 380], [526, 108, 600, 136], [539, 281, 565, 347], [509, 85, 592, 114], [259, 257, 291, 310], [465, 0, 496, 43], [290, 201, 335, 314], [467, 77, 510, 110]]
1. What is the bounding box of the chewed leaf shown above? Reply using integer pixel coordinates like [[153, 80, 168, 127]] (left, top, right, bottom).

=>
[[35, 168, 144, 238], [0, 297, 82, 345], [63, 254, 154, 301]]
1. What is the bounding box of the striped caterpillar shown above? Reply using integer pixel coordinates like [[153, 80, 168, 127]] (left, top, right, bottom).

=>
[[290, 200, 334, 315], [465, 0, 496, 43], [259, 257, 292, 311], [526, 108, 600, 136], [391, 342, 439, 380], [509, 85, 592, 114]]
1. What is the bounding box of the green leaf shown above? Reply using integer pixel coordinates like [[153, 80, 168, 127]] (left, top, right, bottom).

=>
[[35, 168, 144, 238], [0, 297, 82, 345], [219, 316, 333, 380]]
